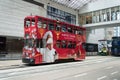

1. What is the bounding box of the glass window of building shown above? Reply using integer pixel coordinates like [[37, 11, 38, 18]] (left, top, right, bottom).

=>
[[47, 6, 51, 12], [92, 12, 96, 23], [111, 7, 116, 21], [99, 10, 103, 22], [65, 13, 71, 23], [79, 15, 86, 25], [116, 6, 120, 20], [86, 13, 92, 24], [71, 15, 76, 24], [102, 10, 107, 22], [99, 10, 105, 22], [52, 7, 56, 13], [79, 16, 83, 25], [96, 11, 100, 23], [47, 6, 76, 25], [114, 27, 120, 36], [79, 6, 120, 25], [106, 9, 110, 21], [61, 11, 65, 17]]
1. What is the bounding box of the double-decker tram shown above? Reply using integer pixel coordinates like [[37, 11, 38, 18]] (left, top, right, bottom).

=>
[[22, 15, 86, 64]]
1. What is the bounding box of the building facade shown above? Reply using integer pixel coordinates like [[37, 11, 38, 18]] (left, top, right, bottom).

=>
[[0, 0, 78, 59], [79, 0, 120, 43]]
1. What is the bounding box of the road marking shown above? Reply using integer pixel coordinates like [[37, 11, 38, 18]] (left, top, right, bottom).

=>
[[106, 66, 113, 69], [83, 66, 88, 67], [8, 72, 16, 75], [113, 79, 118, 80], [1, 78, 9, 80], [111, 71, 118, 75], [74, 73, 87, 77], [96, 60, 104, 63], [97, 76, 107, 80]]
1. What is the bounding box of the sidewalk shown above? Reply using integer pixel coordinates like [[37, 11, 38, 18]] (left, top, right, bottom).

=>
[[0, 60, 23, 69]]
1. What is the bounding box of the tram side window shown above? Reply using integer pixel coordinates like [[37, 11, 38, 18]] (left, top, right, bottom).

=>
[[25, 19, 30, 27], [72, 42, 76, 48], [27, 39, 34, 48], [56, 40, 61, 48], [82, 42, 86, 49], [72, 28, 76, 34], [68, 27, 72, 33], [24, 39, 35, 48], [56, 25, 61, 31], [68, 41, 72, 48], [38, 21, 42, 28], [67, 41, 76, 49], [38, 18, 42, 28], [79, 30, 83, 35], [38, 21, 47, 29], [62, 40, 67, 48], [31, 19, 35, 26], [42, 23, 47, 29], [40, 39, 43, 48], [77, 30, 83, 35], [35, 39, 43, 48], [48, 23, 54, 30], [36, 39, 39, 48], [61, 26, 67, 32], [24, 39, 28, 47], [74, 29, 77, 34]]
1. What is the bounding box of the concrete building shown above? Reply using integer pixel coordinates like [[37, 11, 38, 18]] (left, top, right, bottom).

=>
[[0, 0, 78, 59], [79, 0, 120, 43]]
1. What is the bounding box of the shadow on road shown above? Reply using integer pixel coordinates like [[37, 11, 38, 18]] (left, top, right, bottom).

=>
[[25, 59, 81, 66]]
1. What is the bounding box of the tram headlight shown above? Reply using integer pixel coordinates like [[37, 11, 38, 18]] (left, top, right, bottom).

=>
[[30, 59, 33, 62]]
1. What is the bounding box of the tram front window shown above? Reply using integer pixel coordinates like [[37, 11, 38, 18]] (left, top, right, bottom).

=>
[[31, 19, 35, 26], [25, 19, 30, 27], [48, 24, 54, 30]]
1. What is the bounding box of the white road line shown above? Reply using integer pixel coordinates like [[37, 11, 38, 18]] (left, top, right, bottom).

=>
[[7, 72, 16, 76], [106, 66, 113, 69], [111, 71, 118, 75], [96, 60, 104, 63], [113, 79, 118, 80], [0, 78, 9, 80], [97, 76, 107, 80], [74, 73, 87, 77], [83, 66, 88, 67]]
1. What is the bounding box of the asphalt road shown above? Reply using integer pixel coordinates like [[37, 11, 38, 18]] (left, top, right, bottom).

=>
[[0, 56, 120, 80]]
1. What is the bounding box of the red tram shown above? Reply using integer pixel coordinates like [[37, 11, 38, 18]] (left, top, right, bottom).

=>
[[22, 15, 86, 64]]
